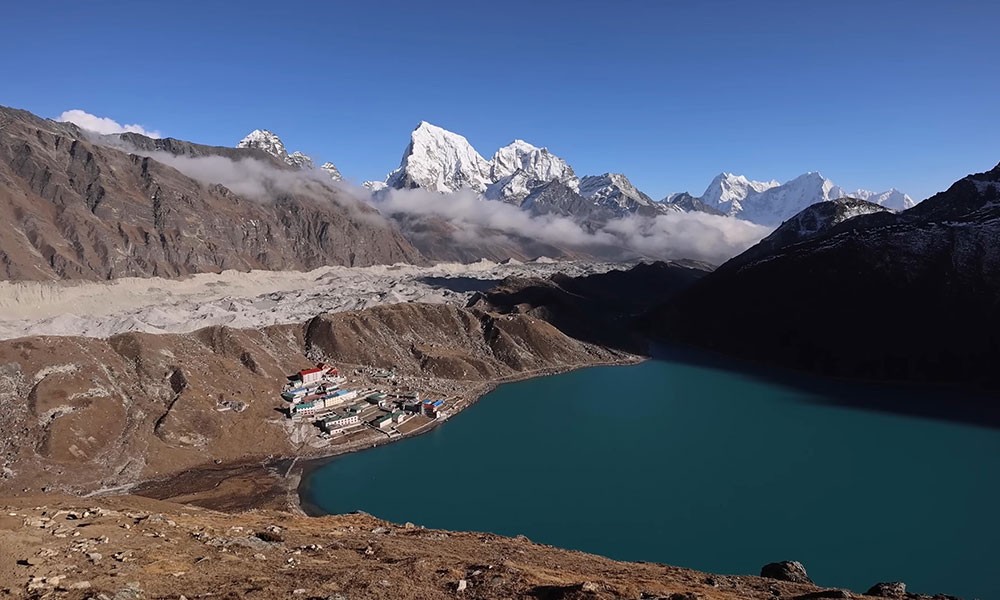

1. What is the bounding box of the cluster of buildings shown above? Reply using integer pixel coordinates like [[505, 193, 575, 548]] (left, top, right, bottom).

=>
[[279, 364, 449, 438]]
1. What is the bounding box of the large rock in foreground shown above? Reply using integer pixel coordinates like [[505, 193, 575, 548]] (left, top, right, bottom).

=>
[[760, 560, 813, 584]]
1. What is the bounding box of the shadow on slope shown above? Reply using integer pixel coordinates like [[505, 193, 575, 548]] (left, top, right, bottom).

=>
[[468, 261, 711, 354], [647, 162, 1000, 423]]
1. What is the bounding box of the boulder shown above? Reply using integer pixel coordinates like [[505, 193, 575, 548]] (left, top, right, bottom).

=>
[[865, 582, 906, 598], [760, 561, 813, 584]]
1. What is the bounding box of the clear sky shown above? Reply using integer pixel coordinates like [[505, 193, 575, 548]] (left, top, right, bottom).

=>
[[2, 0, 997, 200]]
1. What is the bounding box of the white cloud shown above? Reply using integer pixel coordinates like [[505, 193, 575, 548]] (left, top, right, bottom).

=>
[[94, 135, 388, 226], [372, 187, 772, 265], [57, 109, 162, 138]]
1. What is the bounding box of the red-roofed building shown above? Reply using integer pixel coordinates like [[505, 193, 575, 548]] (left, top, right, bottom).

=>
[[298, 367, 326, 385]]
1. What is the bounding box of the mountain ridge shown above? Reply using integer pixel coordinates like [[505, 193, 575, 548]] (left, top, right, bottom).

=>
[[680, 171, 916, 225], [0, 105, 422, 281], [652, 161, 1000, 395]]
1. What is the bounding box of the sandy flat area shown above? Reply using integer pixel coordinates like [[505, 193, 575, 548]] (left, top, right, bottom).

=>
[[0, 259, 625, 340]]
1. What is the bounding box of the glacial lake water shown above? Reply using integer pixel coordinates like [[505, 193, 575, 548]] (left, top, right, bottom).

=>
[[301, 349, 1000, 599]]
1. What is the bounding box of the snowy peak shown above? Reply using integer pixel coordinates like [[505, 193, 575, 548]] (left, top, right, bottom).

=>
[[237, 129, 341, 182], [482, 140, 579, 204], [489, 140, 578, 191], [385, 121, 492, 193], [321, 162, 343, 182], [700, 173, 780, 214], [238, 129, 289, 162], [286, 151, 314, 170]]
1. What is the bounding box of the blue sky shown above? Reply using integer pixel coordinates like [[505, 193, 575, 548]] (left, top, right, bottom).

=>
[[2, 0, 997, 200]]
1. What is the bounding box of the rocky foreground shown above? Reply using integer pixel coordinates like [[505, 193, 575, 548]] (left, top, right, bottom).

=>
[[0, 494, 941, 600]]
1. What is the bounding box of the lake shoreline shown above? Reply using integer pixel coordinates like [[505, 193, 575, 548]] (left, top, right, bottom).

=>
[[132, 353, 646, 515], [292, 354, 646, 517]]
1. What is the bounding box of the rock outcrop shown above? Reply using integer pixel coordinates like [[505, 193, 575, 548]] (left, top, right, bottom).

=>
[[760, 561, 813, 584], [866, 582, 907, 598]]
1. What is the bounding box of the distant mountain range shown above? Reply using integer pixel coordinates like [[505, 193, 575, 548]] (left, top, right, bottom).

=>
[[337, 121, 917, 226], [232, 121, 917, 227], [683, 172, 915, 225]]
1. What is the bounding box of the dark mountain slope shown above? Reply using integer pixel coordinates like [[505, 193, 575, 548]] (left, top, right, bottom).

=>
[[0, 105, 423, 281], [651, 163, 1000, 391], [470, 261, 711, 352]]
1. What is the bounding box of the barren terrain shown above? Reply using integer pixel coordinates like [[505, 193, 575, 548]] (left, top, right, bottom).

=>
[[0, 494, 922, 600]]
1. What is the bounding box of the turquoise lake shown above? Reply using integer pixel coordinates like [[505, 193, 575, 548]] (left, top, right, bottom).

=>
[[301, 350, 1000, 599]]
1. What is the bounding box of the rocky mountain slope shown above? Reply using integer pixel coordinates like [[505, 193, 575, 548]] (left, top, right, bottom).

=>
[[651, 162, 1000, 394], [723, 197, 890, 270], [0, 495, 933, 600], [679, 172, 915, 225], [579, 173, 681, 217], [469, 261, 710, 353], [663, 192, 725, 216], [0, 105, 420, 281]]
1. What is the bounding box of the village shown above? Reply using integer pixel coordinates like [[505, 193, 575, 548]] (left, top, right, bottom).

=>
[[278, 363, 453, 448]]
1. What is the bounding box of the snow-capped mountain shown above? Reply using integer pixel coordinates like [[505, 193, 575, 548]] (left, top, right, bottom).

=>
[[484, 140, 578, 204], [237, 129, 341, 181], [699, 173, 781, 216], [579, 173, 680, 217], [286, 151, 314, 170], [384, 121, 492, 193], [238, 129, 289, 161], [373, 121, 912, 225], [320, 162, 343, 182], [377, 122, 683, 218], [690, 171, 916, 226]]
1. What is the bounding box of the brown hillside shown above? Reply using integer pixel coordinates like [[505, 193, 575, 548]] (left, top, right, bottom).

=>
[[0, 106, 423, 281]]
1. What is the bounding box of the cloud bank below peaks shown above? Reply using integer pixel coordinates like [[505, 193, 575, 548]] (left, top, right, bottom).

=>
[[370, 187, 772, 266], [58, 109, 162, 138]]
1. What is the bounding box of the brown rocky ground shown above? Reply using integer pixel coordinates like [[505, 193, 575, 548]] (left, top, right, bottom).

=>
[[0, 494, 919, 600], [0, 302, 630, 500]]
